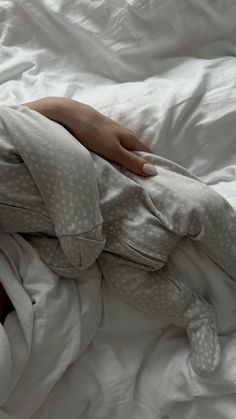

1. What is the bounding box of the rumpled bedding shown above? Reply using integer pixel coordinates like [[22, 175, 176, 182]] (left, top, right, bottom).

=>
[[2, 102, 236, 387], [0, 233, 102, 419], [1, 1, 236, 418]]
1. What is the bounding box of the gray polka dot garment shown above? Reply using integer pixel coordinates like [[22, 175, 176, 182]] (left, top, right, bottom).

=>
[[1, 105, 236, 375], [0, 105, 106, 277]]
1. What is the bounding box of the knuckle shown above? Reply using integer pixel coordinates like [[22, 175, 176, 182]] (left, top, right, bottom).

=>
[[107, 138, 120, 153], [128, 155, 143, 172]]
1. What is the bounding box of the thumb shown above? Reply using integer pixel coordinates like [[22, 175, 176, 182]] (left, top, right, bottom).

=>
[[115, 145, 157, 177]]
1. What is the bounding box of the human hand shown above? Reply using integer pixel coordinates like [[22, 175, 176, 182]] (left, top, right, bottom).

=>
[[23, 97, 157, 177]]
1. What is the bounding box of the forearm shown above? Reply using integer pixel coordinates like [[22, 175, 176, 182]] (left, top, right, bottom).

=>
[[22, 96, 92, 131], [22, 96, 155, 177]]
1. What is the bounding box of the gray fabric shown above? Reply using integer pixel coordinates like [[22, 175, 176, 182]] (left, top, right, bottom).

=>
[[1, 105, 236, 374], [0, 105, 106, 277]]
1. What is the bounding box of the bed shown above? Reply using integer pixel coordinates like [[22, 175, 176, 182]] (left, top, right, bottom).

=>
[[1, 1, 236, 418]]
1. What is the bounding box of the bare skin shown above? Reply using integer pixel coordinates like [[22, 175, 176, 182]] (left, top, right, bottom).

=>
[[22, 96, 155, 177], [0, 96, 156, 322]]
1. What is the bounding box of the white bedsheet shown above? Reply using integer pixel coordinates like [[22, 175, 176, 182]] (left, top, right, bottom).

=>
[[1, 1, 236, 418]]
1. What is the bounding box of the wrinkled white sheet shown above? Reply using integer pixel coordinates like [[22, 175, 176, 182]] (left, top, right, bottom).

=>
[[0, 233, 102, 419], [1, 1, 236, 418]]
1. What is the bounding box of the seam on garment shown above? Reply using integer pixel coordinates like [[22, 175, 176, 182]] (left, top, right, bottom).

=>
[[0, 201, 52, 221], [115, 231, 165, 264], [57, 221, 105, 238], [47, 241, 61, 266]]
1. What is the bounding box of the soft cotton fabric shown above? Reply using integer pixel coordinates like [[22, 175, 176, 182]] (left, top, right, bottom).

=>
[[1, 105, 236, 375], [0, 231, 102, 419]]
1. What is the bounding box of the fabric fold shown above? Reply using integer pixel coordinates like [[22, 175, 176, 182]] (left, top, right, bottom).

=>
[[0, 105, 106, 277]]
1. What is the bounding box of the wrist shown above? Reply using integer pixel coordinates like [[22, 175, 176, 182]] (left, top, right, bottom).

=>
[[51, 97, 93, 127], [22, 96, 94, 129], [23, 96, 68, 121]]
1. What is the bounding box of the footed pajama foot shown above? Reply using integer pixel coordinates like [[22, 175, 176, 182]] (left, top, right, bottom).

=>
[[158, 265, 221, 375], [182, 296, 221, 375], [100, 254, 222, 375]]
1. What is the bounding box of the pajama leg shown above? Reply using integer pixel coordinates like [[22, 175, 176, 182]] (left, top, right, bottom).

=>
[[99, 152, 236, 282], [0, 106, 105, 277], [98, 252, 221, 375], [146, 167, 236, 280], [190, 191, 236, 280]]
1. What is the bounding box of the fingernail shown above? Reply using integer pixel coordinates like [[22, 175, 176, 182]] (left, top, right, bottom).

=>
[[142, 163, 157, 176]]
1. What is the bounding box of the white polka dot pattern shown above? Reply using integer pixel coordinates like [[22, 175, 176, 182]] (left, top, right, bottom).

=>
[[0, 105, 106, 276], [1, 106, 236, 375], [92, 150, 236, 375]]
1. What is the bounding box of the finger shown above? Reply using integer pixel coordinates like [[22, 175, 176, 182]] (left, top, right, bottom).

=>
[[119, 133, 153, 153], [114, 143, 157, 177]]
